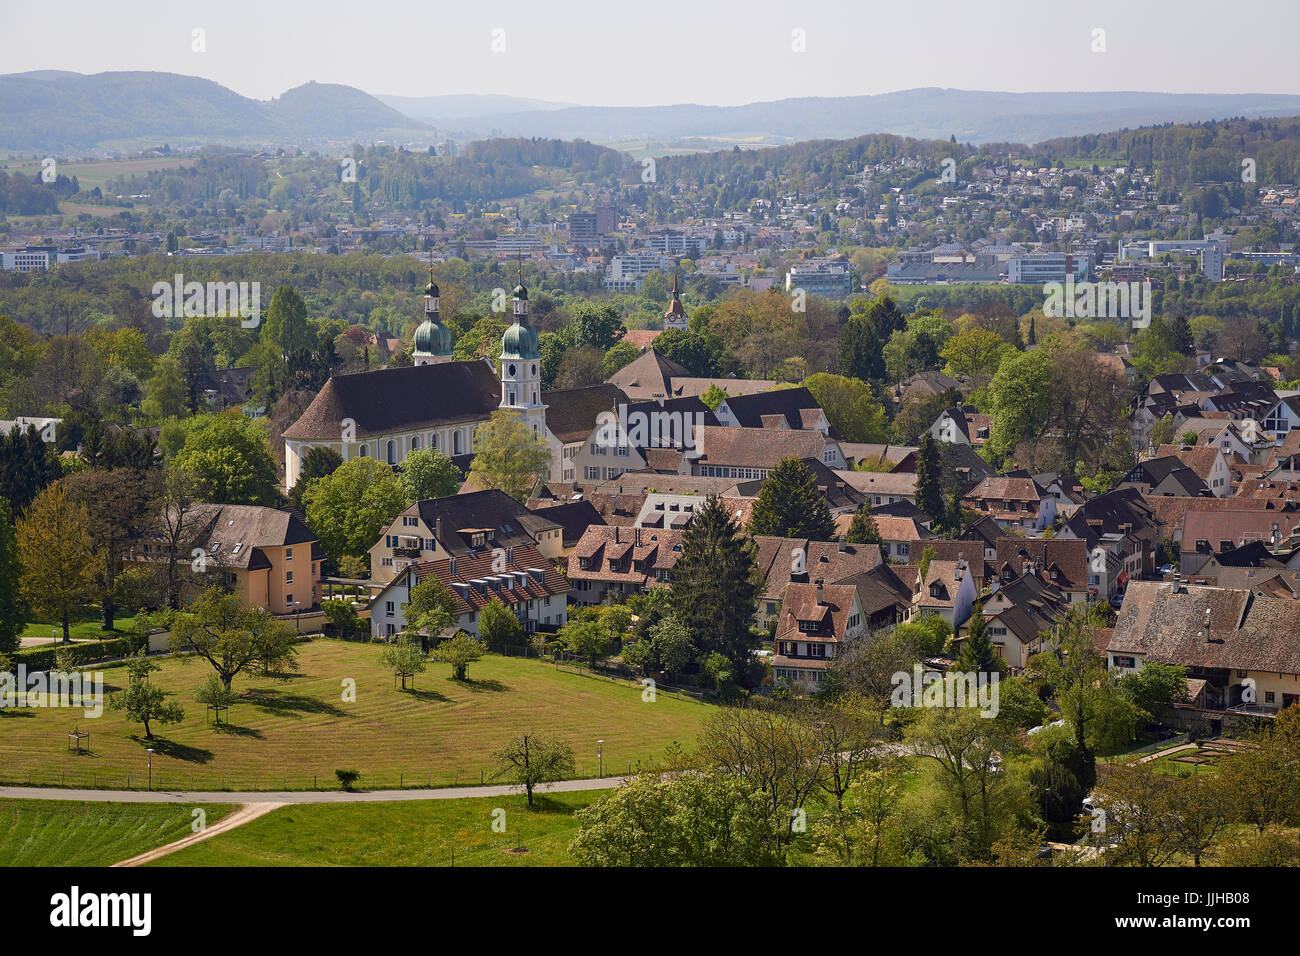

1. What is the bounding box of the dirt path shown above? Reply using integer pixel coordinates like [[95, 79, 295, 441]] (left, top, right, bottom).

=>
[[111, 802, 285, 867]]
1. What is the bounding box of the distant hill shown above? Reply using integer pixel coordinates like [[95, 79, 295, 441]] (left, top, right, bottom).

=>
[[0, 72, 431, 152], [400, 88, 1300, 147], [375, 93, 574, 122], [10, 73, 1300, 154]]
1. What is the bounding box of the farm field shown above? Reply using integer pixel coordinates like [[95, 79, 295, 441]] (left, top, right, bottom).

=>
[[0, 798, 233, 867], [0, 638, 711, 791], [0, 155, 198, 191], [150, 791, 597, 867]]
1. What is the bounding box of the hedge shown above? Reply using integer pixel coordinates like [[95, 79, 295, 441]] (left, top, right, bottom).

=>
[[13, 635, 148, 671]]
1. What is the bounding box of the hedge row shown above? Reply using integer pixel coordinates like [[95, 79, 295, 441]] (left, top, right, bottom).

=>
[[13, 635, 148, 670]]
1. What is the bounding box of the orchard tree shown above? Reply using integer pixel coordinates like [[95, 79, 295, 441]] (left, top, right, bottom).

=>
[[491, 733, 576, 807], [431, 633, 486, 680], [169, 587, 298, 690], [379, 635, 427, 690], [477, 597, 524, 650]]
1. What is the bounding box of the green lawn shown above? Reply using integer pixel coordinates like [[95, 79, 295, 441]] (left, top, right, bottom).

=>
[[0, 798, 233, 866], [150, 791, 596, 867], [0, 638, 710, 791], [20, 610, 142, 643]]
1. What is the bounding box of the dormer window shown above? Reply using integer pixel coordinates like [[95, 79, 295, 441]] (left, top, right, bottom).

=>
[[798, 620, 820, 633]]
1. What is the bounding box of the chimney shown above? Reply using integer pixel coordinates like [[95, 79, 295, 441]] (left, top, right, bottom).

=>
[[816, 578, 825, 606], [838, 534, 847, 553], [436, 516, 444, 542]]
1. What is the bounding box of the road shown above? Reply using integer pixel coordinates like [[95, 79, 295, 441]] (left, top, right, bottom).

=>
[[0, 775, 629, 805]]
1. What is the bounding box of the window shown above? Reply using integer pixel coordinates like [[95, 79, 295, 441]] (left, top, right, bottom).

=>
[[286, 571, 294, 585], [798, 620, 819, 633], [285, 547, 293, 560], [1265, 691, 1276, 704], [411, 436, 420, 451], [387, 440, 397, 465], [386, 601, 395, 617]]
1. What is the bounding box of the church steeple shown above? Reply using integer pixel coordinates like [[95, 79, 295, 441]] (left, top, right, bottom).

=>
[[663, 272, 687, 330], [499, 257, 546, 438], [413, 256, 452, 364]]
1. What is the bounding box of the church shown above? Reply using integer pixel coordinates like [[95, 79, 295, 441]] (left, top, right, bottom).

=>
[[282, 269, 624, 489]]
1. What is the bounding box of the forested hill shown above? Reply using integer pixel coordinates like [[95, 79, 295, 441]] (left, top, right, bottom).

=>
[[0, 72, 431, 152]]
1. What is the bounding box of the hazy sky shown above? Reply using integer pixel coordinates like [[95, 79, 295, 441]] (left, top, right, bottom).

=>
[[6, 0, 1298, 106]]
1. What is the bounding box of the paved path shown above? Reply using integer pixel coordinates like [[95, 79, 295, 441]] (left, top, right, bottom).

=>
[[111, 802, 284, 867], [0, 775, 628, 805]]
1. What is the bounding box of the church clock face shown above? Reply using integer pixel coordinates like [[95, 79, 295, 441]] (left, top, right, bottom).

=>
[[508, 363, 517, 376]]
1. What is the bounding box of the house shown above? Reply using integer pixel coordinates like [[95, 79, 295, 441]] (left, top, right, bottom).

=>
[[752, 535, 883, 630], [836, 563, 916, 630], [771, 581, 867, 692], [834, 470, 919, 508], [132, 504, 323, 613], [526, 499, 606, 559], [859, 515, 936, 564], [1108, 580, 1300, 714], [906, 558, 976, 629], [962, 476, 1056, 532], [542, 384, 629, 483], [1153, 444, 1234, 496], [1116, 455, 1210, 498], [566, 525, 685, 605], [892, 370, 962, 409], [970, 571, 1072, 670], [931, 406, 992, 446], [367, 490, 564, 585], [1179, 507, 1300, 575], [370, 542, 570, 640], [689, 426, 846, 479], [1056, 488, 1162, 583], [569, 396, 718, 484], [992, 537, 1094, 604], [604, 348, 692, 401], [713, 387, 828, 433]]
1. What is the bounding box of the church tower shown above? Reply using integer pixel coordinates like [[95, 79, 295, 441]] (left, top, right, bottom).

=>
[[499, 267, 547, 439], [412, 264, 452, 365], [663, 272, 688, 331]]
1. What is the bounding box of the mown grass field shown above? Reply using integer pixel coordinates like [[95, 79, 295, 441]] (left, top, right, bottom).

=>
[[0, 638, 710, 791], [20, 610, 141, 644], [0, 798, 233, 867], [150, 791, 597, 867]]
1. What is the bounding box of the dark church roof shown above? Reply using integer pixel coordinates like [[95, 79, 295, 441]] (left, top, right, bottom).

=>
[[283, 361, 499, 441]]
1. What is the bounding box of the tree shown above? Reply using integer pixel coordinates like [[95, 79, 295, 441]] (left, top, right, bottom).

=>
[[302, 457, 407, 566], [396, 447, 461, 503], [491, 733, 576, 807], [172, 413, 279, 506], [379, 634, 427, 690], [16, 482, 98, 643], [845, 503, 882, 546], [322, 599, 363, 638], [802, 373, 889, 443], [111, 658, 184, 739], [0, 504, 23, 654], [0, 423, 62, 515], [193, 673, 240, 722], [431, 633, 486, 681], [1118, 662, 1189, 714], [169, 587, 298, 690], [262, 286, 314, 354], [956, 604, 1005, 676], [1092, 763, 1181, 866], [287, 445, 342, 511], [669, 496, 761, 686], [649, 616, 696, 678], [141, 356, 188, 421], [467, 410, 551, 503], [405, 573, 459, 636], [569, 771, 782, 866], [698, 701, 826, 850], [810, 757, 909, 866], [914, 433, 947, 522], [150, 467, 208, 609], [478, 597, 524, 650], [65, 467, 158, 632], [748, 457, 835, 540], [940, 327, 1011, 387]]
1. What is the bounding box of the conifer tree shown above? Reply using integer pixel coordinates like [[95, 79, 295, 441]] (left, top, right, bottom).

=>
[[748, 457, 835, 540]]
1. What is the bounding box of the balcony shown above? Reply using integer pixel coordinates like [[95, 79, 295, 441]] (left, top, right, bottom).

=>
[[393, 547, 423, 558]]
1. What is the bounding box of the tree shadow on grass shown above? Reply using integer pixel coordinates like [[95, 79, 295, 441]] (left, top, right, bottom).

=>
[[458, 678, 509, 693], [0, 709, 35, 718], [403, 687, 450, 702], [243, 689, 349, 718], [129, 735, 214, 764], [528, 793, 577, 815], [210, 722, 264, 739]]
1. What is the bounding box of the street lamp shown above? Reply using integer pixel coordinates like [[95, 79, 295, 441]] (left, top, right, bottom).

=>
[[597, 739, 604, 777], [294, 601, 302, 634], [146, 748, 154, 791]]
